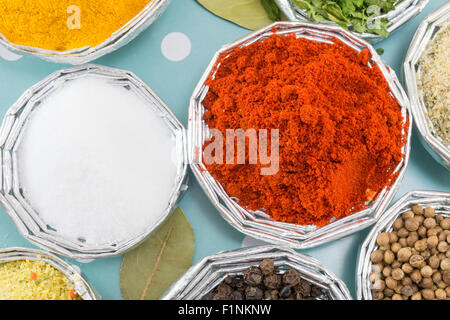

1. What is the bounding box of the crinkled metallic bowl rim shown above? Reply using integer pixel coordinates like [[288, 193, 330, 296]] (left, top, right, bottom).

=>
[[356, 190, 450, 300], [403, 2, 450, 170], [0, 64, 188, 259], [188, 21, 412, 249], [0, 0, 171, 65], [275, 0, 430, 44], [161, 245, 352, 300], [0, 247, 99, 300]]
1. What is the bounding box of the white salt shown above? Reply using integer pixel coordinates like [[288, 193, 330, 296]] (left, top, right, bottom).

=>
[[17, 76, 181, 246]]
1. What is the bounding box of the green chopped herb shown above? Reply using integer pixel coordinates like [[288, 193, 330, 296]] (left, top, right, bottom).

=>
[[261, 0, 281, 21], [292, 0, 397, 37], [376, 47, 384, 55]]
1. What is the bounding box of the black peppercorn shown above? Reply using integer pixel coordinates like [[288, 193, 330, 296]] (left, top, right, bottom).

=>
[[231, 276, 244, 291], [280, 285, 292, 298], [216, 283, 233, 296], [263, 273, 281, 289], [243, 266, 263, 286], [202, 292, 215, 300], [203, 258, 329, 301], [264, 289, 279, 300], [230, 290, 243, 300], [213, 293, 228, 300], [245, 286, 263, 300], [259, 258, 275, 275], [283, 268, 301, 286], [295, 279, 311, 296], [311, 285, 324, 298]]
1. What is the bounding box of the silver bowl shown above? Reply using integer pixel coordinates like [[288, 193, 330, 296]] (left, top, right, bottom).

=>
[[275, 0, 429, 43], [0, 64, 188, 259], [403, 2, 450, 170], [188, 21, 412, 249], [0, 0, 170, 65], [356, 190, 450, 300], [161, 245, 352, 300], [0, 247, 98, 299]]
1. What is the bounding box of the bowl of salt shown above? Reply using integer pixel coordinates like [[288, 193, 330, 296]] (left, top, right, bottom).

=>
[[0, 64, 187, 259]]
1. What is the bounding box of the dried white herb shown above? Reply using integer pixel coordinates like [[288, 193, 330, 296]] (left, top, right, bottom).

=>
[[418, 22, 450, 146]]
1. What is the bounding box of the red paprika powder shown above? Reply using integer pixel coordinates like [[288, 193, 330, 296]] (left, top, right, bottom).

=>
[[202, 34, 408, 227]]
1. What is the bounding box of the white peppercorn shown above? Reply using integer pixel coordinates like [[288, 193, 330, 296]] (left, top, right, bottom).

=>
[[370, 250, 384, 264], [370, 205, 449, 300], [412, 205, 423, 215], [406, 232, 418, 247], [382, 266, 392, 278], [403, 210, 415, 219], [377, 232, 390, 248], [384, 250, 395, 265], [423, 218, 436, 229], [429, 255, 440, 269], [391, 268, 404, 281], [405, 218, 419, 232], [421, 289, 435, 300], [397, 247, 412, 262], [418, 226, 427, 238], [421, 277, 433, 289], [437, 241, 448, 253], [389, 232, 398, 243], [420, 265, 433, 278], [409, 254, 424, 268], [441, 258, 450, 271], [440, 218, 450, 230], [391, 293, 403, 300], [385, 277, 397, 289], [423, 207, 435, 218], [410, 270, 422, 283], [414, 239, 427, 252], [398, 228, 409, 238], [435, 288, 446, 300], [391, 242, 401, 253], [372, 279, 385, 291], [411, 292, 422, 300], [393, 218, 403, 230], [427, 235, 439, 248]]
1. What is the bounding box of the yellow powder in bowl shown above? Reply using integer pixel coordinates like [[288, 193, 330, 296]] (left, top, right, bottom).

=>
[[0, 0, 153, 51], [0, 259, 81, 300]]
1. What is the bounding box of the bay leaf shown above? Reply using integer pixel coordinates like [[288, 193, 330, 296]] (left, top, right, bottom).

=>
[[197, 0, 275, 31], [120, 207, 195, 300]]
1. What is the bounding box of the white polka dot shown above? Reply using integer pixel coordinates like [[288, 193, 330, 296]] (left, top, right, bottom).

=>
[[0, 45, 22, 61], [161, 32, 191, 62], [241, 235, 269, 248]]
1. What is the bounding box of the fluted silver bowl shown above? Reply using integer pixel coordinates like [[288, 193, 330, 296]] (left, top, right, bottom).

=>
[[356, 190, 450, 300], [0, 64, 188, 259], [403, 2, 450, 170], [0, 247, 98, 299], [0, 0, 170, 64], [162, 246, 352, 300], [188, 21, 411, 249], [275, 0, 429, 43]]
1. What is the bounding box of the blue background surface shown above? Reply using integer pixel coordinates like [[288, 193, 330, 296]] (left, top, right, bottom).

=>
[[0, 0, 448, 299]]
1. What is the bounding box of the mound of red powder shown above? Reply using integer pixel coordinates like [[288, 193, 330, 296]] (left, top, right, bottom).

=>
[[202, 34, 407, 227]]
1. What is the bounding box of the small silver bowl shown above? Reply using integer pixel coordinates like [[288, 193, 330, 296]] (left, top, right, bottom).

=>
[[275, 0, 429, 43], [161, 245, 352, 300], [0, 0, 170, 64], [188, 22, 412, 249], [403, 2, 450, 170], [0, 247, 98, 300], [356, 190, 450, 300], [0, 64, 188, 259]]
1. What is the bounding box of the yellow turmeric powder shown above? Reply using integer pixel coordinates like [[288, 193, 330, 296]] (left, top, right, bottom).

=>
[[0, 0, 154, 51]]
